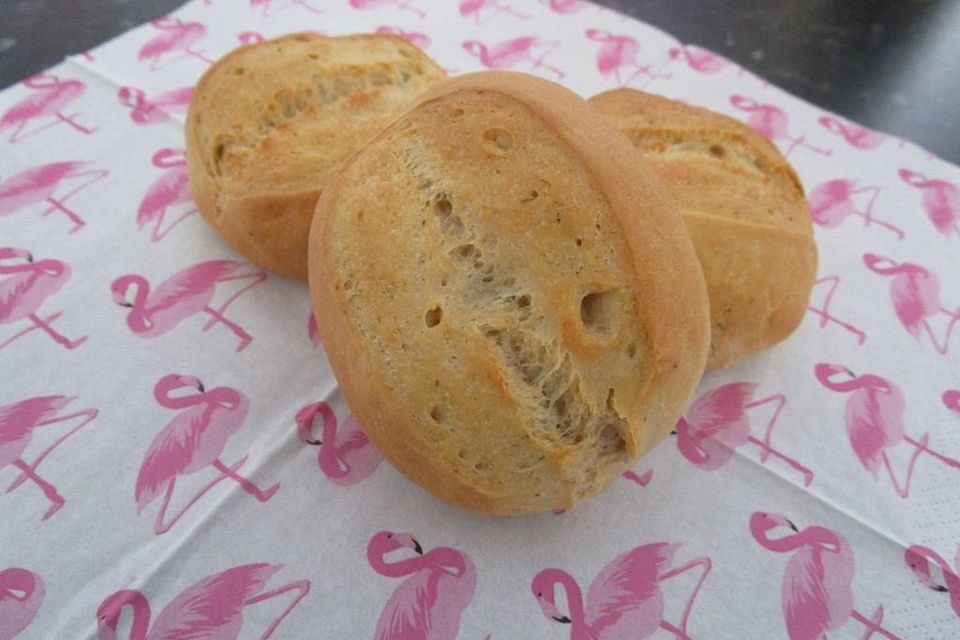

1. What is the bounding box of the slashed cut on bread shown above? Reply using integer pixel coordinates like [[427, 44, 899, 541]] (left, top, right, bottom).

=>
[[186, 33, 445, 279], [590, 89, 817, 368], [309, 72, 710, 515]]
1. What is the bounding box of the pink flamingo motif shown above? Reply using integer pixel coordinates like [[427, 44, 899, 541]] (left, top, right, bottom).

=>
[[532, 542, 711, 639], [0, 396, 97, 520], [750, 512, 903, 640], [307, 311, 321, 347], [863, 253, 959, 355], [295, 401, 383, 485], [538, 0, 588, 13], [463, 37, 564, 79], [96, 563, 309, 639], [0, 248, 87, 351], [815, 363, 960, 497], [250, 0, 325, 16], [238, 31, 265, 45], [668, 45, 729, 74], [136, 149, 197, 242], [117, 86, 193, 126], [730, 94, 832, 157], [898, 168, 959, 238], [808, 179, 904, 238], [0, 568, 44, 640], [807, 275, 867, 344], [111, 260, 265, 352], [459, 0, 530, 25], [368, 531, 476, 640], [349, 0, 426, 19], [0, 161, 108, 232], [622, 468, 653, 486], [905, 544, 960, 619], [1, 74, 96, 143], [945, 390, 960, 418], [375, 26, 431, 49], [138, 18, 213, 71], [585, 30, 667, 86], [135, 374, 279, 535], [675, 383, 813, 486], [818, 115, 885, 150]]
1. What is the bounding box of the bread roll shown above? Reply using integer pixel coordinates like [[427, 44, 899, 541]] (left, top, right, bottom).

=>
[[309, 72, 710, 514], [186, 33, 445, 279], [590, 89, 817, 368]]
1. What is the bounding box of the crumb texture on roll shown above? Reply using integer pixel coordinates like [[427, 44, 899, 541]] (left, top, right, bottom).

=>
[[186, 33, 445, 279], [590, 89, 817, 368], [310, 72, 709, 515]]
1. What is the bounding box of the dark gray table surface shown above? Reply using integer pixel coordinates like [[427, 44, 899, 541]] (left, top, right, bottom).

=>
[[2, 0, 958, 163]]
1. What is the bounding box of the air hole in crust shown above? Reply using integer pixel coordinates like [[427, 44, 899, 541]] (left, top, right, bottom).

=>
[[709, 144, 727, 158], [429, 405, 446, 423], [626, 342, 637, 358], [425, 306, 443, 328], [580, 290, 619, 336], [483, 128, 513, 152]]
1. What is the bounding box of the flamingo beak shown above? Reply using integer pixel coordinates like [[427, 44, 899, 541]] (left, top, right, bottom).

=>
[[196, 381, 205, 393], [786, 519, 799, 533], [845, 368, 856, 378], [934, 584, 950, 592], [552, 615, 571, 623], [412, 538, 423, 555], [26, 252, 33, 262]]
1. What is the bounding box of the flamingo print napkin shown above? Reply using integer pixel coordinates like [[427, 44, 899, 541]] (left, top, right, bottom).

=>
[[2, 1, 959, 638]]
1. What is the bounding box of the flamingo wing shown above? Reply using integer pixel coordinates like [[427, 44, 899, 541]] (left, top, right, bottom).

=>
[[844, 384, 904, 473], [488, 37, 536, 67], [889, 269, 939, 335], [684, 383, 757, 440], [134, 407, 204, 511], [151, 563, 278, 638], [0, 396, 71, 444], [137, 171, 191, 226], [147, 260, 240, 314], [583, 542, 673, 637], [782, 546, 832, 639], [375, 570, 440, 640], [0, 162, 83, 200]]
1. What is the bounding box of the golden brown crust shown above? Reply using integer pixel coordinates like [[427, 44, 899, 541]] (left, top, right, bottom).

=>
[[309, 72, 709, 514], [590, 88, 817, 367], [186, 32, 445, 279]]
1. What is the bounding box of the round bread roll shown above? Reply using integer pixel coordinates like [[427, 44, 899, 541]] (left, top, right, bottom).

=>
[[186, 33, 445, 279], [309, 72, 710, 515], [589, 89, 817, 368]]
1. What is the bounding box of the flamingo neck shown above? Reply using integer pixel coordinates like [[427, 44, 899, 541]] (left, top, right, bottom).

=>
[[423, 547, 469, 578], [99, 590, 150, 640], [119, 275, 150, 313], [0, 568, 37, 601], [154, 154, 185, 169], [368, 546, 430, 578], [817, 371, 872, 393], [0, 257, 36, 275], [541, 568, 586, 625], [675, 417, 710, 464], [911, 547, 960, 588], [205, 386, 242, 410], [864, 256, 911, 276], [755, 525, 839, 554], [317, 409, 349, 478], [154, 381, 206, 410]]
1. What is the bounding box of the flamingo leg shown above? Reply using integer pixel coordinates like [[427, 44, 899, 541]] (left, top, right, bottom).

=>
[[7, 408, 98, 492], [7, 116, 64, 143], [294, 0, 325, 13], [11, 459, 64, 520], [201, 270, 266, 330], [807, 276, 867, 344], [0, 311, 60, 350], [529, 41, 565, 79], [54, 111, 96, 135], [851, 606, 904, 640], [502, 2, 531, 19], [622, 468, 653, 486], [244, 579, 311, 640], [41, 168, 109, 231], [658, 556, 712, 638], [850, 186, 904, 238], [150, 207, 197, 242], [787, 134, 832, 157], [921, 315, 958, 356], [903, 434, 960, 470], [397, 0, 427, 18], [212, 458, 279, 501], [185, 47, 215, 64], [659, 620, 693, 640], [202, 306, 253, 351], [881, 446, 924, 499], [744, 394, 786, 462], [153, 456, 248, 534], [27, 312, 86, 349]]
